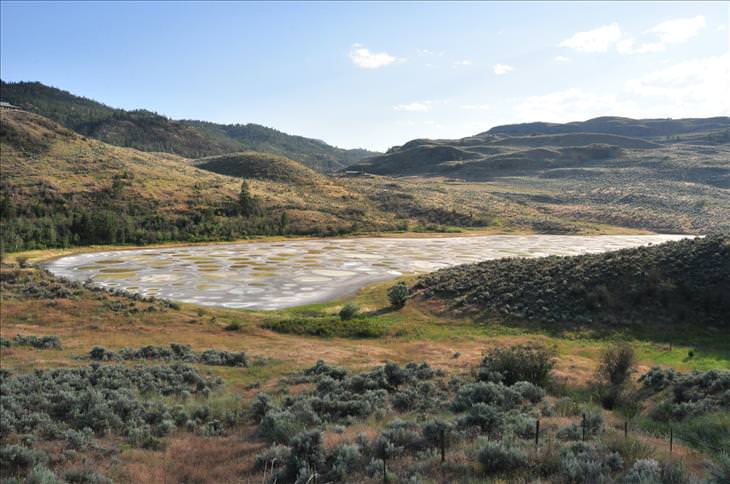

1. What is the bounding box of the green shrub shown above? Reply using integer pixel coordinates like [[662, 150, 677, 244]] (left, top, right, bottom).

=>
[[559, 442, 617, 483], [706, 452, 730, 484], [87, 343, 247, 367], [476, 440, 527, 475], [458, 403, 503, 434], [452, 381, 520, 412], [9, 335, 61, 349], [324, 443, 364, 481], [511, 381, 546, 403], [387, 282, 409, 309], [622, 458, 660, 484], [339, 302, 359, 321], [597, 343, 636, 387], [659, 460, 689, 484], [478, 344, 554, 386], [0, 445, 47, 477], [25, 465, 62, 484], [263, 317, 386, 338]]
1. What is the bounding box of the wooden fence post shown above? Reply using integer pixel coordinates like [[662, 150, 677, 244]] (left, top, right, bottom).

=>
[[440, 428, 446, 463], [535, 419, 540, 450]]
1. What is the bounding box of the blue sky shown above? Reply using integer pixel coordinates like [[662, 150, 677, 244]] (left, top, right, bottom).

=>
[[2, 1, 728, 151]]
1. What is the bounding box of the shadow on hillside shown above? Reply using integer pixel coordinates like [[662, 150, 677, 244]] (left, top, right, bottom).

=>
[[366, 306, 398, 317]]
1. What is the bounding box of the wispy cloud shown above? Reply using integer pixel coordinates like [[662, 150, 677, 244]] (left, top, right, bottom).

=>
[[393, 101, 433, 112], [349, 44, 403, 69], [559, 23, 622, 53], [493, 63, 514, 75], [453, 59, 473, 67], [625, 53, 730, 116], [649, 15, 705, 44], [417, 48, 444, 56], [515, 88, 639, 122], [554, 55, 570, 63], [560, 16, 706, 55]]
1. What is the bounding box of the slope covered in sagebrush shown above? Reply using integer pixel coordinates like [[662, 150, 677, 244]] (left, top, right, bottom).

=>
[[413, 235, 730, 326]]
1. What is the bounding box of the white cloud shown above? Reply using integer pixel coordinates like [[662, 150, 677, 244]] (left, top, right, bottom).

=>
[[417, 49, 444, 56], [349, 44, 403, 69], [460, 103, 490, 111], [453, 59, 473, 67], [514, 54, 730, 123], [493, 63, 514, 75], [554, 55, 570, 62], [625, 53, 730, 116], [515, 88, 640, 122], [560, 16, 706, 56], [616, 39, 665, 55], [648, 15, 705, 44], [559, 23, 622, 52], [393, 101, 433, 112]]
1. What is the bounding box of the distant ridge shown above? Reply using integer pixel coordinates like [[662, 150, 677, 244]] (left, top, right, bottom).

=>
[[485, 116, 730, 138], [0, 80, 378, 171]]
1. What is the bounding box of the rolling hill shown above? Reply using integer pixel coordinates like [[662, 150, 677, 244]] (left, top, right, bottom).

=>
[[3, 106, 545, 251], [486, 116, 730, 139], [193, 151, 324, 185], [0, 80, 377, 171], [0, 106, 391, 250], [346, 117, 730, 234], [413, 234, 730, 327]]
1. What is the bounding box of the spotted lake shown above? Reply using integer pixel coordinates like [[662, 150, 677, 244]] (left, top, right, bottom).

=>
[[45, 235, 688, 310]]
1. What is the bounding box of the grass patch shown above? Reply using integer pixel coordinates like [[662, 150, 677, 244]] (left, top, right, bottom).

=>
[[639, 412, 730, 456], [262, 316, 388, 338]]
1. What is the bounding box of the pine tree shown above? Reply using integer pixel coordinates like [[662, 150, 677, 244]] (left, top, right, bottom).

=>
[[238, 180, 258, 217]]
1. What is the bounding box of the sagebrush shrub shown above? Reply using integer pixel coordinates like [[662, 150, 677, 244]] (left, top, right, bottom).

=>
[[478, 344, 554, 386], [476, 440, 527, 475]]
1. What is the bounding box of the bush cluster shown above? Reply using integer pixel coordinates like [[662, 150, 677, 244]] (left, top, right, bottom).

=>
[[0, 334, 61, 350], [262, 316, 386, 338], [640, 368, 730, 420], [477, 343, 554, 386], [89, 343, 247, 367], [0, 364, 226, 456]]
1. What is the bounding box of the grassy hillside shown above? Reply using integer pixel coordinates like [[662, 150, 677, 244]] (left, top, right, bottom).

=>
[[5, 107, 581, 251], [0, 107, 389, 250], [347, 119, 730, 234], [186, 120, 375, 172], [0, 80, 377, 171], [413, 235, 730, 326], [194, 151, 324, 184]]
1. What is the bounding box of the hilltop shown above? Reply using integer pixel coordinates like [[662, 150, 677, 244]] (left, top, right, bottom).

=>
[[0, 80, 377, 171], [486, 116, 730, 140], [413, 235, 730, 327], [193, 151, 324, 185]]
